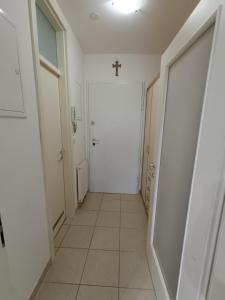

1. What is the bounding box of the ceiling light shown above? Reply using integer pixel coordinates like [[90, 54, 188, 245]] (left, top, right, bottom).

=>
[[112, 0, 142, 14]]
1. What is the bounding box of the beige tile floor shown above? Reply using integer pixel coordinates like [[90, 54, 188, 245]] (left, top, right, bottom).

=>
[[35, 193, 156, 300]]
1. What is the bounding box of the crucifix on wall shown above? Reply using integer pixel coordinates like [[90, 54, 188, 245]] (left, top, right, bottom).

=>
[[112, 60, 121, 76]]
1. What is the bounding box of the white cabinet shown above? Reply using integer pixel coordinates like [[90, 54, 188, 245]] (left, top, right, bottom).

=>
[[0, 11, 25, 117]]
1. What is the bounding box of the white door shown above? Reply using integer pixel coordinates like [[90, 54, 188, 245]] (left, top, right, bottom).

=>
[[146, 1, 225, 296], [39, 64, 65, 234], [151, 25, 215, 300], [88, 82, 143, 194]]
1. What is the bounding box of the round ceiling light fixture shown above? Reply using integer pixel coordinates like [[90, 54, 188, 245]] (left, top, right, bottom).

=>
[[111, 0, 143, 14]]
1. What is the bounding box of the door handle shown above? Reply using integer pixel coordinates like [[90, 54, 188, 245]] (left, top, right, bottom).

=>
[[92, 139, 100, 146]]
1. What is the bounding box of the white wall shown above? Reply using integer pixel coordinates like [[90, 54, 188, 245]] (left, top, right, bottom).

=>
[[84, 54, 161, 86], [0, 0, 50, 299]]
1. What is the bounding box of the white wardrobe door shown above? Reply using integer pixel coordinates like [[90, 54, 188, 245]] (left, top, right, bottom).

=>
[[153, 25, 214, 299]]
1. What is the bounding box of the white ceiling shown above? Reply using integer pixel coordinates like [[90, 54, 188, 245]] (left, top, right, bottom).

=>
[[57, 0, 200, 54]]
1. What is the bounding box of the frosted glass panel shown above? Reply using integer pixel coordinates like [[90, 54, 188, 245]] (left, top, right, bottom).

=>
[[153, 25, 214, 299], [36, 5, 58, 67]]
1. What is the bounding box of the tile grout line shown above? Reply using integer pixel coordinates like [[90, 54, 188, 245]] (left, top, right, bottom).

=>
[[59, 246, 136, 253], [42, 280, 154, 291], [75, 193, 104, 300], [57, 223, 71, 249]]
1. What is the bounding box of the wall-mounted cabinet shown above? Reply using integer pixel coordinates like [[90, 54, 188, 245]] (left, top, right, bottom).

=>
[[0, 11, 25, 118]]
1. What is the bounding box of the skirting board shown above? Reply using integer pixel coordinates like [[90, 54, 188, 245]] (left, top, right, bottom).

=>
[[147, 243, 170, 300], [29, 259, 51, 300]]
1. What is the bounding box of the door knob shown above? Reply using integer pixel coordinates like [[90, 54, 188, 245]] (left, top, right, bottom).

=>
[[92, 139, 100, 146]]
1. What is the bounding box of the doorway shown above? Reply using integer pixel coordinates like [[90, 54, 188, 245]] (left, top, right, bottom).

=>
[[88, 82, 144, 194], [29, 0, 75, 253], [36, 4, 65, 236]]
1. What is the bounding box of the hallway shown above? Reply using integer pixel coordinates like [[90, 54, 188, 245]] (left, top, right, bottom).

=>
[[2, 1, 225, 299], [35, 193, 156, 300]]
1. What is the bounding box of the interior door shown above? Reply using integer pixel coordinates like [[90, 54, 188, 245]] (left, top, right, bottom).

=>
[[150, 25, 215, 300], [39, 64, 65, 234], [88, 82, 143, 194]]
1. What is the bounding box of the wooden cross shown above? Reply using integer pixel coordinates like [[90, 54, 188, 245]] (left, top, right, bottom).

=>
[[112, 60, 121, 76]]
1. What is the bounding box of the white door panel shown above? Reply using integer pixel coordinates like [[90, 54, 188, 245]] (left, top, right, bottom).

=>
[[89, 82, 143, 194], [146, 3, 225, 298], [153, 26, 214, 299], [39, 65, 65, 233]]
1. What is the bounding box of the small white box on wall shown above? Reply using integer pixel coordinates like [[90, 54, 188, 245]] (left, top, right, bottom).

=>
[[0, 10, 25, 118]]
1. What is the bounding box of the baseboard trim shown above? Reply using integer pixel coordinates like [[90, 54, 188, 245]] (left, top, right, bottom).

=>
[[147, 243, 170, 300], [29, 260, 51, 300]]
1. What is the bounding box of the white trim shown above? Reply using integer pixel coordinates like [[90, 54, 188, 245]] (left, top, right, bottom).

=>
[[147, 244, 170, 300]]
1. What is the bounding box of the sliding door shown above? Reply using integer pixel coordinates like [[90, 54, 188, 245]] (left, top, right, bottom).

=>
[[153, 25, 214, 299], [146, 17, 220, 300]]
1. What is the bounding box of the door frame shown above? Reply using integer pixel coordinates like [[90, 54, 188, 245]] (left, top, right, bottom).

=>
[[86, 80, 145, 194], [141, 74, 159, 207], [29, 0, 75, 258], [147, 2, 225, 300]]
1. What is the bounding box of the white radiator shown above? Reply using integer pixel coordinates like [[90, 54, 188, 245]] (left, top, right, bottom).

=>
[[77, 160, 89, 203]]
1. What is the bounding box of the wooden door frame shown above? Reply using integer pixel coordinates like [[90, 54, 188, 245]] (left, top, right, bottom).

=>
[[29, 0, 75, 259], [147, 3, 225, 300], [141, 74, 159, 208], [86, 80, 145, 194]]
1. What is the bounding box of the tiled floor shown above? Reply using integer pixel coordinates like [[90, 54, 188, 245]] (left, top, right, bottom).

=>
[[35, 193, 156, 300]]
